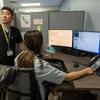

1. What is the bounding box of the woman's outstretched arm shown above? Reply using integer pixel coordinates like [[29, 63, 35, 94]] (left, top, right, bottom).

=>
[[65, 67, 93, 81]]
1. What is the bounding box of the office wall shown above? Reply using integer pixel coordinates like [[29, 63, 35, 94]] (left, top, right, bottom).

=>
[[0, 0, 4, 24], [60, 0, 100, 31], [0, 0, 4, 9], [15, 7, 59, 13], [16, 12, 48, 48], [0, 10, 1, 24]]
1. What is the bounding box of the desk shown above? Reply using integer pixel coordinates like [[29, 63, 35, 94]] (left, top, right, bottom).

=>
[[50, 52, 100, 91]]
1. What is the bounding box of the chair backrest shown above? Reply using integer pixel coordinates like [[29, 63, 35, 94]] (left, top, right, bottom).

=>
[[7, 68, 42, 100]]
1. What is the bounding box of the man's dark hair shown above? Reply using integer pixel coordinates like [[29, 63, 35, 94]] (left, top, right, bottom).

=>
[[2, 6, 13, 16]]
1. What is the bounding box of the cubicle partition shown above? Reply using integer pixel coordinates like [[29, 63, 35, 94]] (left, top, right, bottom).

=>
[[15, 11, 85, 48]]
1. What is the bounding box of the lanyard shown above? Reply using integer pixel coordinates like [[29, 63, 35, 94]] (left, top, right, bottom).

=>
[[2, 25, 11, 50]]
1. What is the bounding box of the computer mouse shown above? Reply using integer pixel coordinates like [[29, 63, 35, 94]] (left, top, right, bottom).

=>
[[73, 63, 79, 68]]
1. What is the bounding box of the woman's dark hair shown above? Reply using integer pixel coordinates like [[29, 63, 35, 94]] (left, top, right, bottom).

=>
[[24, 30, 43, 55], [2, 6, 13, 16], [17, 50, 35, 68]]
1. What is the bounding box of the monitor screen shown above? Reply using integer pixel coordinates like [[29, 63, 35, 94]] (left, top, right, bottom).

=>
[[73, 31, 100, 54], [48, 30, 73, 47]]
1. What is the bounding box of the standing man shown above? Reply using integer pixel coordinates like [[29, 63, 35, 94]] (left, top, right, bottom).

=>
[[0, 6, 24, 66]]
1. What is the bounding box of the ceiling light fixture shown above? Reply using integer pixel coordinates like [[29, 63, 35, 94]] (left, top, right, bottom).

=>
[[20, 3, 40, 7]]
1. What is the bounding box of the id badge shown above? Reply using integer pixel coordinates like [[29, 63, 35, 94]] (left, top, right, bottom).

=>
[[7, 50, 13, 56]]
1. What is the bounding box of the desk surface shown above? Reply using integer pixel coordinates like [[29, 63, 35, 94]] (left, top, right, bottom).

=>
[[51, 52, 100, 90]]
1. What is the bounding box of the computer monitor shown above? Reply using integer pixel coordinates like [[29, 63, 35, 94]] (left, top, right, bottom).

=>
[[73, 31, 100, 54], [48, 30, 73, 48]]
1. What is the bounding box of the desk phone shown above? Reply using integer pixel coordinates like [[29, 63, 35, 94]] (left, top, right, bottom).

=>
[[88, 55, 100, 75], [73, 55, 100, 75]]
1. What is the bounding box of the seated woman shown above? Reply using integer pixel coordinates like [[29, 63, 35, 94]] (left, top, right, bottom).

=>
[[8, 30, 94, 100]]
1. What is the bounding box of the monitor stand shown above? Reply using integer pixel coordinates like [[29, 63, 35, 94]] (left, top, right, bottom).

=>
[[62, 48, 82, 56]]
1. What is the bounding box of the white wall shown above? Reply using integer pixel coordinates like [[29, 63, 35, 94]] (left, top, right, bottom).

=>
[[0, 0, 4, 24], [15, 6, 59, 13], [0, 0, 4, 9], [60, 0, 100, 31]]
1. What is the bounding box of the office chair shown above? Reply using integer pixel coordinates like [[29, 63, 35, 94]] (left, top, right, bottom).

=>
[[43, 58, 68, 100], [2, 68, 42, 100]]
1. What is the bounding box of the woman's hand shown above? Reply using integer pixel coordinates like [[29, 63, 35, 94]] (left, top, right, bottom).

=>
[[85, 67, 94, 75]]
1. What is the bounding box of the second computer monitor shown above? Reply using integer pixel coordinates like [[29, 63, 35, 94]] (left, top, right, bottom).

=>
[[73, 31, 100, 54], [48, 30, 73, 48]]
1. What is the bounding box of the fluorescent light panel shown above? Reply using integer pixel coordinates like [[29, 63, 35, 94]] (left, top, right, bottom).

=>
[[20, 3, 40, 7]]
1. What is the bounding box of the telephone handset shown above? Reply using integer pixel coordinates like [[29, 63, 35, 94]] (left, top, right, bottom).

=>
[[88, 55, 100, 75]]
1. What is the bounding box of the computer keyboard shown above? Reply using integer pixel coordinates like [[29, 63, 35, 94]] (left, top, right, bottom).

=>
[[45, 58, 68, 72], [72, 61, 88, 66]]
